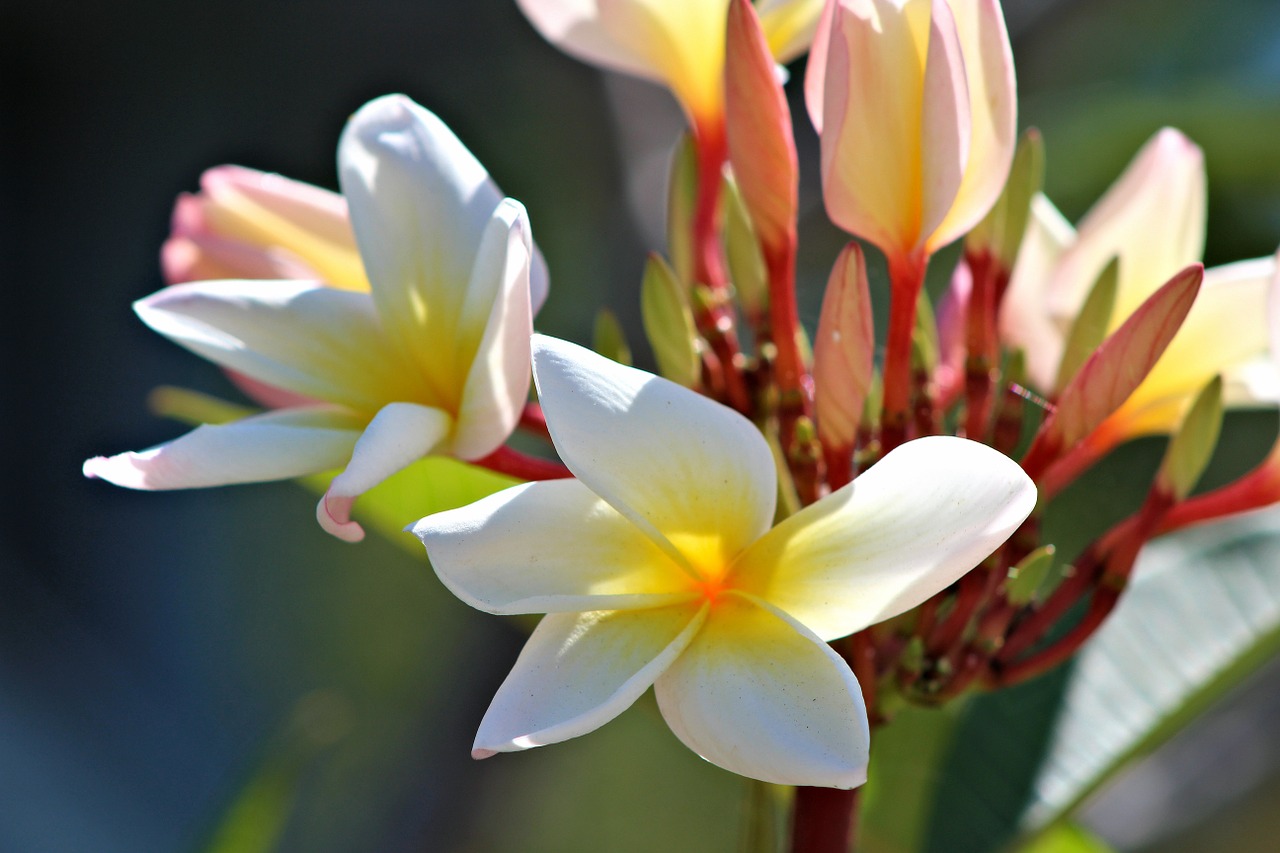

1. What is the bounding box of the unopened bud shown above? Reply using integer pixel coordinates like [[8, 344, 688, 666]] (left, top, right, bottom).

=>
[[641, 253, 702, 388], [1155, 375, 1224, 501]]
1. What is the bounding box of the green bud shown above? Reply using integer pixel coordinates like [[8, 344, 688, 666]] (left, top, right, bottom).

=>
[[666, 134, 698, 286], [722, 175, 769, 322], [1005, 544, 1057, 606], [1156, 375, 1225, 500], [640, 253, 702, 388], [1055, 256, 1119, 395], [592, 308, 632, 366], [965, 129, 1045, 271]]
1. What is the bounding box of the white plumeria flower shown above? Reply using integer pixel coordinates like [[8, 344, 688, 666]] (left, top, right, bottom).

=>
[[84, 94, 543, 542], [412, 335, 1036, 787]]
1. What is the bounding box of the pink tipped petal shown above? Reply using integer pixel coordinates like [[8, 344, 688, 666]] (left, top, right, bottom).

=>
[[472, 602, 707, 755], [654, 594, 869, 788], [532, 335, 777, 574], [454, 200, 535, 460], [998, 194, 1077, 392], [83, 406, 363, 490], [916, 0, 971, 252], [200, 165, 353, 248], [317, 403, 452, 542], [1048, 129, 1206, 324], [734, 436, 1037, 641], [926, 0, 1017, 251], [135, 280, 420, 412], [515, 0, 674, 87], [411, 478, 697, 615], [161, 232, 317, 285]]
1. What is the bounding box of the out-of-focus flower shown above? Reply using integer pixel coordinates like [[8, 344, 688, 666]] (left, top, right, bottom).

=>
[[1000, 129, 1279, 443], [84, 94, 540, 542], [162, 165, 368, 290], [514, 0, 823, 131], [412, 335, 1036, 786], [809, 0, 1016, 262]]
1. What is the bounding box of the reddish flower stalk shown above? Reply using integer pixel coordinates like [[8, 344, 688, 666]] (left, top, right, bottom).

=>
[[881, 251, 929, 453], [472, 445, 572, 481], [962, 249, 1007, 440]]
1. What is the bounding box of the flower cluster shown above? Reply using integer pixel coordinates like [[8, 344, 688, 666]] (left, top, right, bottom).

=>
[[86, 0, 1280, 848]]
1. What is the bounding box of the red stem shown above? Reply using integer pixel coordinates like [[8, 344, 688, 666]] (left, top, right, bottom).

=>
[[472, 446, 572, 481], [961, 249, 1003, 441], [790, 786, 860, 853], [881, 251, 928, 454]]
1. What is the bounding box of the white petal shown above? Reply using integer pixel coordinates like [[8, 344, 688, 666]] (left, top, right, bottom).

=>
[[135, 279, 420, 412], [412, 478, 698, 614], [531, 335, 777, 577], [1048, 128, 1206, 325], [83, 406, 363, 489], [734, 436, 1037, 641], [472, 602, 707, 757], [654, 593, 869, 788], [338, 95, 507, 391], [453, 199, 535, 460], [317, 403, 452, 542]]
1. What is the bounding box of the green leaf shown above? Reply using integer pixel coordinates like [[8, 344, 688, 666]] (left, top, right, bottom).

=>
[[966, 129, 1045, 272], [1155, 375, 1224, 501], [723, 175, 769, 323], [907, 510, 1280, 853]]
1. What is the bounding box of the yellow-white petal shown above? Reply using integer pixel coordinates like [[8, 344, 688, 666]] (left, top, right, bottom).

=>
[[134, 280, 421, 413], [1047, 128, 1206, 326], [654, 593, 869, 788], [532, 334, 777, 578], [757, 0, 825, 63], [516, 0, 730, 123], [83, 406, 363, 489], [733, 436, 1036, 641], [998, 193, 1076, 392], [916, 0, 971, 251], [820, 0, 933, 255], [453, 199, 535, 460], [472, 602, 707, 757], [412, 478, 698, 615], [1108, 255, 1279, 436], [925, 0, 1016, 251], [338, 94, 515, 410], [317, 403, 452, 543]]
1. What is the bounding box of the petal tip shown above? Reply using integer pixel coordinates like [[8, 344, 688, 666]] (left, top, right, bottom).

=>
[[471, 747, 498, 760], [316, 493, 365, 543]]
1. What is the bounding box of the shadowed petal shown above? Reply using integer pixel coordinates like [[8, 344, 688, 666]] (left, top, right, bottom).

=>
[[472, 602, 707, 757], [83, 406, 363, 489], [412, 478, 697, 615], [654, 593, 869, 788], [453, 199, 535, 460], [734, 436, 1036, 641], [134, 279, 421, 412]]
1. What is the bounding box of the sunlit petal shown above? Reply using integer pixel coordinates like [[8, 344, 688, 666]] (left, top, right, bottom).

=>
[[412, 478, 697, 615], [532, 335, 776, 576], [734, 436, 1036, 640], [655, 593, 869, 788], [472, 603, 706, 757]]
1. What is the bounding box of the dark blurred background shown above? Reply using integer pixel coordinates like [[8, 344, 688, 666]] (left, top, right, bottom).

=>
[[3, 0, 1280, 850]]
